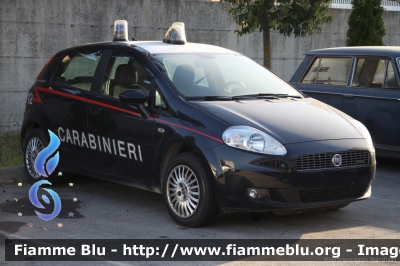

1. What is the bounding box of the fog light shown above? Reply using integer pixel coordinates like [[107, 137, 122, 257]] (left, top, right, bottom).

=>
[[246, 188, 270, 201], [247, 188, 258, 199]]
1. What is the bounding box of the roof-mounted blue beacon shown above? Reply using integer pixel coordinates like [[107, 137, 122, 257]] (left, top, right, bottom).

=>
[[163, 22, 187, 45], [113, 20, 129, 41]]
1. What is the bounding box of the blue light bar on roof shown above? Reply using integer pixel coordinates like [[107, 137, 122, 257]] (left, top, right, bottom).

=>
[[113, 20, 129, 42], [163, 22, 187, 45]]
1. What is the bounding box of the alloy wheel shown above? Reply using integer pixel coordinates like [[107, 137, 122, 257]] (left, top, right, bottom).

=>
[[167, 165, 200, 218], [25, 137, 44, 178]]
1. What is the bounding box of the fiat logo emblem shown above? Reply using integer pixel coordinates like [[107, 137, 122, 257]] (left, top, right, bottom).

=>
[[332, 154, 342, 167]]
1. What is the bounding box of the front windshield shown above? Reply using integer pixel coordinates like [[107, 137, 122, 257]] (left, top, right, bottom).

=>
[[152, 53, 301, 98]]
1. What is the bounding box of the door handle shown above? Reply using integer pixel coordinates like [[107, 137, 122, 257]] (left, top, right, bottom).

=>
[[343, 94, 354, 98], [89, 105, 102, 114]]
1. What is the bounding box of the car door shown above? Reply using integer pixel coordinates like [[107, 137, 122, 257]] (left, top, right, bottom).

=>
[[293, 56, 353, 111], [47, 49, 106, 167], [342, 57, 400, 149], [86, 48, 156, 186]]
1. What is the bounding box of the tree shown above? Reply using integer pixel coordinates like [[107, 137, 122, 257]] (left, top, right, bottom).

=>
[[221, 0, 332, 69], [346, 0, 385, 46]]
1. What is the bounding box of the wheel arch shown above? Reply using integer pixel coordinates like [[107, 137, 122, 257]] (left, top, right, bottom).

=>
[[20, 108, 54, 150], [158, 142, 213, 192], [20, 121, 43, 150]]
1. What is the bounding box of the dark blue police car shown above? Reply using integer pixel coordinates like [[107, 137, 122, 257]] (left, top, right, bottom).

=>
[[21, 21, 376, 227]]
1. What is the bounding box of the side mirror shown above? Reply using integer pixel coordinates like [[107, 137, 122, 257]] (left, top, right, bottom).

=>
[[119, 89, 150, 119], [119, 89, 147, 105]]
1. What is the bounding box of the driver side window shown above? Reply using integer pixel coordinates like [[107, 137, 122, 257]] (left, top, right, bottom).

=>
[[102, 51, 153, 105]]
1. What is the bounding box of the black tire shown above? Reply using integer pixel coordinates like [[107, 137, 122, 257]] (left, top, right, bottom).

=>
[[23, 128, 61, 185], [162, 153, 220, 227]]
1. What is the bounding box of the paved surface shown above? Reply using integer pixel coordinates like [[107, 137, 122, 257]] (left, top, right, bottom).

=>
[[0, 156, 399, 265]]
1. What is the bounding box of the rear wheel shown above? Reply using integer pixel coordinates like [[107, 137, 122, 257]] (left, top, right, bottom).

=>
[[24, 128, 60, 184], [163, 153, 220, 227]]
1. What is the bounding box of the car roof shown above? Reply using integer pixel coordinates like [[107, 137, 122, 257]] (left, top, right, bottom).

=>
[[132, 41, 237, 54], [73, 41, 237, 55], [306, 46, 400, 57]]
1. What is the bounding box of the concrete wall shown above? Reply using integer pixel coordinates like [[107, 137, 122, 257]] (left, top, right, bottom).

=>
[[0, 0, 399, 133]]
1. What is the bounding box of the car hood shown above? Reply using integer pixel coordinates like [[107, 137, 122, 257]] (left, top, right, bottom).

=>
[[190, 98, 364, 144]]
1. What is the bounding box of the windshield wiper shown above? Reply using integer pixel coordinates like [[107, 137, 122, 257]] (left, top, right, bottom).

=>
[[186, 94, 302, 101], [232, 93, 302, 99], [186, 96, 233, 101]]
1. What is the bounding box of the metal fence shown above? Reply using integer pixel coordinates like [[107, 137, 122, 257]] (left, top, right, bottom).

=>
[[330, 0, 400, 10]]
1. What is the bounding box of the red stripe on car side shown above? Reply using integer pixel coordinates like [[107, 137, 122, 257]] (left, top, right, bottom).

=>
[[34, 86, 222, 143], [34, 86, 141, 117]]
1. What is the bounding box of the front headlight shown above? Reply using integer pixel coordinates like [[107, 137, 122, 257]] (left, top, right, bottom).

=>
[[222, 126, 286, 155], [352, 120, 374, 149]]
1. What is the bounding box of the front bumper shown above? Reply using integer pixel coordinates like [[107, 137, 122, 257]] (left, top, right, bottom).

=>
[[204, 139, 375, 211]]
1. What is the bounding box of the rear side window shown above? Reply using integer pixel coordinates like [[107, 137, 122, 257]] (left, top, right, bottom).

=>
[[54, 50, 103, 90], [352, 57, 398, 89], [301, 57, 352, 86]]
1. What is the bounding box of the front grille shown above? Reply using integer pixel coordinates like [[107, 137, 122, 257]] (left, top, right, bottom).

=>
[[295, 151, 370, 171], [299, 184, 368, 203]]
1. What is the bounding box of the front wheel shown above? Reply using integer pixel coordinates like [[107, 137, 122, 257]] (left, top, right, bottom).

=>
[[162, 153, 220, 227]]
